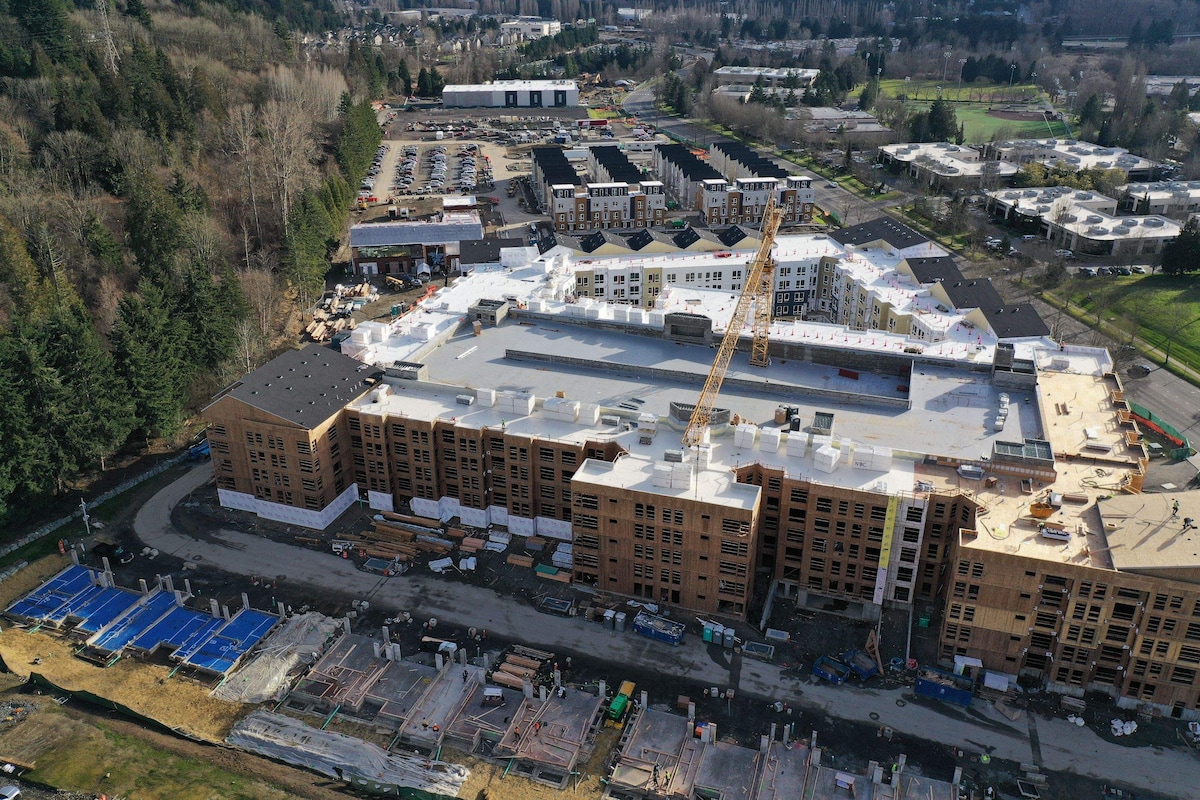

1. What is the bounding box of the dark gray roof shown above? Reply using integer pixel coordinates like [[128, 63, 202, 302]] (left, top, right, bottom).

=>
[[350, 218, 483, 248], [626, 229, 654, 250], [590, 144, 641, 183], [939, 279, 1003, 310], [459, 238, 524, 265], [532, 146, 580, 186], [579, 230, 630, 253], [718, 225, 760, 248], [905, 256, 962, 285], [712, 139, 789, 179], [982, 304, 1051, 339], [543, 233, 577, 253], [673, 227, 701, 248], [829, 218, 929, 250], [214, 345, 381, 429], [655, 143, 722, 182]]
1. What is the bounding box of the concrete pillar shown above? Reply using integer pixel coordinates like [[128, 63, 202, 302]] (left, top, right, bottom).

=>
[[139, 579, 148, 594], [522, 679, 534, 700], [374, 640, 382, 658], [952, 767, 962, 788], [783, 723, 792, 743], [241, 592, 250, 610], [769, 722, 777, 742], [382, 625, 390, 643], [70, 549, 79, 565], [278, 601, 287, 616], [222, 605, 231, 621], [539, 685, 548, 702], [687, 702, 696, 721], [811, 747, 821, 767], [760, 734, 770, 753], [598, 680, 606, 699], [896, 754, 906, 777], [436, 653, 445, 671], [390, 643, 402, 661], [184, 579, 192, 596], [482, 654, 491, 676], [553, 669, 561, 687], [102, 557, 112, 574], [342, 617, 351, 634], [210, 599, 220, 618], [173, 590, 183, 605], [640, 690, 648, 709], [460, 648, 468, 666], [164, 575, 174, 593], [155, 574, 163, 590]]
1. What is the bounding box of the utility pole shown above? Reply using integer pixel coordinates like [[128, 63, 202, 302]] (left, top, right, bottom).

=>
[[80, 497, 92, 539], [942, 50, 952, 83], [96, 0, 120, 75]]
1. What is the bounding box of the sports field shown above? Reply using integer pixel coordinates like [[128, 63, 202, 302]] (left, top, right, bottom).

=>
[[872, 78, 1071, 142]]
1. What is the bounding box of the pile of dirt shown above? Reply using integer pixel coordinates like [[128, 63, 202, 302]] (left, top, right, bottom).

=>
[[0, 626, 245, 742]]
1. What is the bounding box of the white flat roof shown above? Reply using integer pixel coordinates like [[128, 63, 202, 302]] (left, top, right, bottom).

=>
[[882, 142, 1019, 179], [444, 79, 577, 92], [990, 138, 1157, 172], [1118, 180, 1200, 202], [572, 456, 762, 511], [989, 187, 1180, 240]]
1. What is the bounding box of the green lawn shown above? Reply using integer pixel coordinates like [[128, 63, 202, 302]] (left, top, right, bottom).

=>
[[870, 78, 1071, 142], [1060, 275, 1200, 373]]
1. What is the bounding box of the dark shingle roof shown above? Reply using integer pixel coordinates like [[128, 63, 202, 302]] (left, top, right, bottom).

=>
[[712, 139, 789, 179], [718, 225, 761, 248], [655, 143, 722, 182], [214, 345, 380, 429], [626, 229, 654, 250], [673, 227, 701, 248], [982, 304, 1051, 339], [940, 279, 1003, 310], [459, 238, 524, 266], [532, 147, 580, 186], [590, 144, 642, 184], [905, 256, 963, 285], [829, 218, 929, 250]]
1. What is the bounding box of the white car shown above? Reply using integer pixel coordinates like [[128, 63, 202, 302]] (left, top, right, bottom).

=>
[[0, 786, 21, 800]]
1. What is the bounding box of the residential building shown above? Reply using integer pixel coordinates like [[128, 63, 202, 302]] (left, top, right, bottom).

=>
[[203, 345, 381, 529], [206, 223, 1200, 719], [532, 146, 667, 232], [986, 186, 1181, 257], [443, 80, 579, 108], [653, 143, 724, 210]]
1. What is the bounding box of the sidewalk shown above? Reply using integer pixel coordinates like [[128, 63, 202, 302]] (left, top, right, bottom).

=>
[[135, 466, 1199, 799]]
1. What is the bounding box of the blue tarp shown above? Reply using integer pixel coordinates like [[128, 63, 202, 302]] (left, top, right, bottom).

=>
[[90, 591, 179, 653], [129, 606, 224, 654], [56, 586, 141, 633], [5, 564, 96, 622], [178, 609, 279, 675]]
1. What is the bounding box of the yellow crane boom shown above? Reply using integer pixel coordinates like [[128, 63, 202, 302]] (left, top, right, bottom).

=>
[[682, 195, 784, 448]]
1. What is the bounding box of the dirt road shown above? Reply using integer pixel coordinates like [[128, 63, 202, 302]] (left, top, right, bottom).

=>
[[135, 465, 1200, 799]]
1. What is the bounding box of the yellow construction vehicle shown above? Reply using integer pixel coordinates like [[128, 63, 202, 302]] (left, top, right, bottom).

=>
[[682, 195, 783, 448]]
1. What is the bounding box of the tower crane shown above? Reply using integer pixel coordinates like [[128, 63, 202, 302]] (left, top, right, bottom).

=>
[[682, 194, 784, 448]]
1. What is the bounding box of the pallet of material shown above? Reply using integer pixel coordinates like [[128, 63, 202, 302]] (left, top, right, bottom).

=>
[[506, 554, 534, 568], [445, 527, 466, 540], [525, 536, 546, 552], [372, 523, 417, 539], [539, 570, 571, 583], [382, 511, 442, 529], [416, 540, 452, 555], [364, 546, 414, 559], [498, 663, 535, 679], [490, 670, 526, 690], [460, 537, 486, 553], [505, 654, 543, 670], [512, 644, 554, 661]]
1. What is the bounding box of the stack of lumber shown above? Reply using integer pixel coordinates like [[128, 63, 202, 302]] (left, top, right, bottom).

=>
[[460, 537, 486, 554], [489, 647, 553, 689], [360, 519, 419, 561], [382, 511, 442, 531], [506, 554, 534, 568]]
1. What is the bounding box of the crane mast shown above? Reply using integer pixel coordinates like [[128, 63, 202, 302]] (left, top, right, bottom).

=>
[[682, 194, 784, 448]]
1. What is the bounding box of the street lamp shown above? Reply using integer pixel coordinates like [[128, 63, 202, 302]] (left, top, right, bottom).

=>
[[942, 50, 952, 83], [1009, 63, 1018, 87], [957, 58, 967, 99]]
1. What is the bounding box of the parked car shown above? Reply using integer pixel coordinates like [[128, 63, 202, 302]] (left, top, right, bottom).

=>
[[1078, 267, 1097, 277], [1127, 363, 1152, 377], [1112, 266, 1132, 276], [0, 785, 21, 800], [1131, 266, 1147, 274]]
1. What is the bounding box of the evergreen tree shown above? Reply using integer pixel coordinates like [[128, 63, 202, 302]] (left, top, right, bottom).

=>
[[1161, 217, 1200, 275], [111, 281, 190, 439]]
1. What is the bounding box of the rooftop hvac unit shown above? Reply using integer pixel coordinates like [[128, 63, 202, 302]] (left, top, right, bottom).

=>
[[664, 449, 684, 463], [456, 395, 476, 406]]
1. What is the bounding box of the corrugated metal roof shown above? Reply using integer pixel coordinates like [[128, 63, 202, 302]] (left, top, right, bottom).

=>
[[350, 218, 484, 248]]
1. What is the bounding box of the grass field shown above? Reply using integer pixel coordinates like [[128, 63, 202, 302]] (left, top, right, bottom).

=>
[[587, 107, 622, 120], [871, 78, 1072, 142], [1060, 274, 1200, 373]]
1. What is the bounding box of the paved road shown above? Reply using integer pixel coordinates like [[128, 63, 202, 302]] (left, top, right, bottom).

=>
[[133, 465, 1200, 799]]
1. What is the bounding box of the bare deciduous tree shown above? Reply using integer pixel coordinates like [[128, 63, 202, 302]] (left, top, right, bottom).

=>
[[260, 99, 316, 231]]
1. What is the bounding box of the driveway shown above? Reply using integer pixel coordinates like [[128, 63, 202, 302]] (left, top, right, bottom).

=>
[[133, 466, 1199, 799]]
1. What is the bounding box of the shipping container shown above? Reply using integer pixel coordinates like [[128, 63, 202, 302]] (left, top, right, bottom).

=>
[[631, 611, 685, 645]]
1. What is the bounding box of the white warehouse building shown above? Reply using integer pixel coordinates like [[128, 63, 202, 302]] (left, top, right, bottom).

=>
[[443, 80, 579, 109]]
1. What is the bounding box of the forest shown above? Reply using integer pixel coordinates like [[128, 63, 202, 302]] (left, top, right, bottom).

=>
[[0, 0, 387, 527]]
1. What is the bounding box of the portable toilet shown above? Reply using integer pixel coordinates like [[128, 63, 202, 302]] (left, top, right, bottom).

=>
[[604, 609, 616, 629], [702, 622, 714, 643], [615, 611, 627, 632], [723, 628, 735, 648], [711, 624, 724, 645]]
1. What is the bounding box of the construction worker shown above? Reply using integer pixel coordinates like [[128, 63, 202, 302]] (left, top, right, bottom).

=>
[[1173, 499, 1180, 517]]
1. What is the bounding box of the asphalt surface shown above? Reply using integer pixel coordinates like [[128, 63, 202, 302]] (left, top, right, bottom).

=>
[[131, 464, 1200, 800]]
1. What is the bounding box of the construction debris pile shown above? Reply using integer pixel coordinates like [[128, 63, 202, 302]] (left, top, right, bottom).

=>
[[229, 710, 470, 796], [211, 612, 341, 704]]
